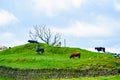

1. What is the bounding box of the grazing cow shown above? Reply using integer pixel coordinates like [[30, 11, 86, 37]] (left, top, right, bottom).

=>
[[95, 47, 105, 52], [28, 40, 39, 44], [114, 53, 120, 58], [36, 47, 44, 54], [70, 52, 80, 59]]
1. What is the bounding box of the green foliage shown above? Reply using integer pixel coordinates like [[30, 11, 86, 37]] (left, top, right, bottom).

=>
[[49, 75, 120, 80], [0, 43, 120, 69], [1, 75, 120, 80]]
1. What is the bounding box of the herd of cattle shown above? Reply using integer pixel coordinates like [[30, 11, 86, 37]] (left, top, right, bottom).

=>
[[28, 40, 81, 59], [28, 40, 120, 59], [28, 40, 44, 53], [0, 40, 119, 59]]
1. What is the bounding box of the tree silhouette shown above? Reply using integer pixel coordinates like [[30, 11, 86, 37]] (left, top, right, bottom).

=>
[[29, 25, 61, 46]]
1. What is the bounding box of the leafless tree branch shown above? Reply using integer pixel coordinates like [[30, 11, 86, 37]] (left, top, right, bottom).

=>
[[29, 25, 61, 46]]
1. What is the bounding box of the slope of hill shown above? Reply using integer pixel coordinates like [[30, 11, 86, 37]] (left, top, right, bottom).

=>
[[0, 43, 120, 69]]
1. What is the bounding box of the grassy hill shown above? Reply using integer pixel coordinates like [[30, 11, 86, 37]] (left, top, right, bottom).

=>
[[0, 43, 120, 69]]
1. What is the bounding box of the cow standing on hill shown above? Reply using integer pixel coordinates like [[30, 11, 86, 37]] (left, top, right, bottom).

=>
[[70, 52, 80, 59], [114, 53, 120, 58], [36, 47, 44, 54], [36, 45, 44, 54], [95, 47, 105, 52], [28, 40, 39, 44]]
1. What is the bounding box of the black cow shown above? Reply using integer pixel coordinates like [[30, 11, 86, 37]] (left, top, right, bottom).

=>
[[28, 40, 39, 44], [114, 53, 120, 58], [95, 47, 105, 52], [36, 47, 44, 54]]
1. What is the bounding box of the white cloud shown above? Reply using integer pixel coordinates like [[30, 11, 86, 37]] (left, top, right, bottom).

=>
[[52, 21, 113, 37], [89, 40, 107, 46], [52, 15, 120, 38], [32, 0, 84, 16], [0, 9, 18, 26], [0, 32, 14, 46], [114, 0, 120, 11], [0, 32, 26, 47], [0, 32, 14, 40], [9, 40, 26, 47]]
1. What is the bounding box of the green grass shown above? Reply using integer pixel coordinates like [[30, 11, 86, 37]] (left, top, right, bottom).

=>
[[0, 77, 13, 80], [0, 43, 120, 69]]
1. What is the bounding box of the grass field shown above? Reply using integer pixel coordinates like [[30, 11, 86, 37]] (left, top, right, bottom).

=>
[[0, 43, 120, 79], [0, 43, 120, 69]]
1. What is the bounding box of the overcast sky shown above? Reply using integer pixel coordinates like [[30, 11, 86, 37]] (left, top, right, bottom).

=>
[[0, 0, 120, 52]]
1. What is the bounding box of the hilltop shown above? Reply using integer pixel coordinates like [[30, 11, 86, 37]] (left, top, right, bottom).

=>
[[0, 43, 120, 69]]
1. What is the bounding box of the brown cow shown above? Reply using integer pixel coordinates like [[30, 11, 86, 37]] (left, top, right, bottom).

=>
[[70, 52, 80, 59]]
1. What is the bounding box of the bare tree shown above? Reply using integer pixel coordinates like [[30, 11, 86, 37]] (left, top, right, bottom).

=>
[[29, 25, 61, 46], [29, 30, 37, 40]]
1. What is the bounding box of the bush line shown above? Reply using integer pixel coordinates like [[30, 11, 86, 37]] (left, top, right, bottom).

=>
[[0, 66, 120, 80]]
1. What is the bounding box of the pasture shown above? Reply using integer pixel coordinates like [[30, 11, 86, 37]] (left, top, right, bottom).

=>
[[0, 43, 119, 69], [0, 43, 120, 79]]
